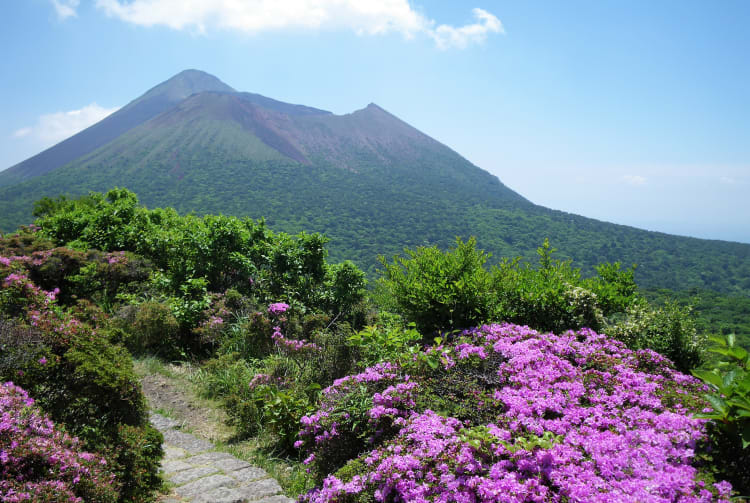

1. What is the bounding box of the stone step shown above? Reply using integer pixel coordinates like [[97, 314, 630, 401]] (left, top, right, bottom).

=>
[[150, 413, 293, 503]]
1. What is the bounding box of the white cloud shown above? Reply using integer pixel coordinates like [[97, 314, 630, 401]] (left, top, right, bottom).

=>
[[621, 174, 647, 186], [428, 8, 503, 50], [12, 103, 119, 147], [94, 0, 502, 49], [50, 0, 80, 19], [719, 176, 736, 185], [12, 127, 32, 139]]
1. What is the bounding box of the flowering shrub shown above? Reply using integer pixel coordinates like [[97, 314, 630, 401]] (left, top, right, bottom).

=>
[[268, 302, 290, 316], [1, 250, 163, 502], [299, 324, 734, 502], [0, 382, 118, 503], [295, 362, 409, 477], [273, 326, 321, 353]]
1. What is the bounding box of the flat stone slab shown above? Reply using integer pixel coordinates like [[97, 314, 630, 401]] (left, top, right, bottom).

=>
[[239, 478, 283, 499], [175, 474, 237, 499], [229, 466, 268, 483], [151, 412, 181, 431], [148, 403, 290, 502], [193, 480, 285, 503], [193, 487, 253, 503], [161, 459, 194, 474], [214, 457, 252, 472], [169, 465, 221, 485], [164, 446, 189, 461], [186, 452, 236, 464], [255, 496, 295, 503], [162, 429, 214, 454]]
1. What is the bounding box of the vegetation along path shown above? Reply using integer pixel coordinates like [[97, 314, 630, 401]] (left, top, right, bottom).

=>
[[141, 369, 294, 503]]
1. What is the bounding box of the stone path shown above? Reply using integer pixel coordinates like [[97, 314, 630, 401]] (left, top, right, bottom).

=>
[[150, 413, 294, 503]]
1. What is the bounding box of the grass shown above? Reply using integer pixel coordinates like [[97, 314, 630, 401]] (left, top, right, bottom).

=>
[[132, 354, 181, 379]]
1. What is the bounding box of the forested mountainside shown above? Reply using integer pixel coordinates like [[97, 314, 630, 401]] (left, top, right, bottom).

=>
[[2, 70, 749, 296]]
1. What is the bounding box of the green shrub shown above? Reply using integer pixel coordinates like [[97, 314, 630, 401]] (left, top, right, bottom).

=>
[[493, 240, 608, 333], [377, 237, 495, 335], [605, 300, 705, 372], [118, 300, 180, 354], [377, 238, 638, 336], [346, 314, 422, 367], [693, 334, 750, 494], [218, 310, 276, 359], [112, 424, 164, 503]]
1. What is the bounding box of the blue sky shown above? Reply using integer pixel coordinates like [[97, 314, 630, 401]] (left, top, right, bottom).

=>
[[2, 1, 749, 243]]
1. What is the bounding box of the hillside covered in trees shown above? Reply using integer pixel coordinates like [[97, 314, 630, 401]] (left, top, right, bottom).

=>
[[2, 189, 748, 502], [2, 70, 750, 297]]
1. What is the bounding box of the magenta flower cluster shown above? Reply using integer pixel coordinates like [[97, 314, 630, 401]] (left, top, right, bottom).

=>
[[295, 362, 407, 464], [248, 373, 287, 389], [0, 382, 118, 502], [299, 324, 733, 502], [105, 251, 127, 265], [267, 302, 290, 315], [0, 250, 53, 268], [202, 315, 224, 328], [272, 326, 320, 353]]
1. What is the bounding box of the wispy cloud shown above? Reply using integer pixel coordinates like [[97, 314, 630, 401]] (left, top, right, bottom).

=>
[[94, 0, 503, 49], [50, 0, 80, 19], [12, 103, 119, 147], [429, 8, 503, 50], [719, 176, 736, 185], [621, 175, 647, 186], [12, 127, 32, 139]]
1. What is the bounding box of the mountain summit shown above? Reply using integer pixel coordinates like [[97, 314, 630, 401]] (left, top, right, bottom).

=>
[[0, 69, 234, 187], [1, 70, 749, 294]]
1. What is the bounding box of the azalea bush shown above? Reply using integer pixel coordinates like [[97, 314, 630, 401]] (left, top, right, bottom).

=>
[[0, 243, 163, 502], [0, 381, 118, 503], [298, 324, 735, 502]]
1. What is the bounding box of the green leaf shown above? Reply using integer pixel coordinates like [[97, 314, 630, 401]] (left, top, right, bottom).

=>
[[703, 394, 728, 415], [692, 370, 723, 389]]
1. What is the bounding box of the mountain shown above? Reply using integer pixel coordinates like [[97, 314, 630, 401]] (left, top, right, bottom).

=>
[[0, 70, 234, 188], [1, 70, 750, 295]]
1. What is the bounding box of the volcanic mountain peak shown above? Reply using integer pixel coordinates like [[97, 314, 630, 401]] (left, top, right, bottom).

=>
[[2, 69, 750, 297], [132, 69, 235, 106]]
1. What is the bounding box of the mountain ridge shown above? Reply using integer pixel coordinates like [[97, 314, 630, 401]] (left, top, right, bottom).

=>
[[1, 69, 749, 296], [0, 69, 234, 187]]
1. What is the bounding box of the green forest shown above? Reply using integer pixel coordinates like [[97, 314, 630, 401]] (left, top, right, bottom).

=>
[[2, 131, 750, 298], [1, 189, 748, 502]]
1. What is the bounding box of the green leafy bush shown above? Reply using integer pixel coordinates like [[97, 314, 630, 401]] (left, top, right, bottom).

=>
[[378, 237, 638, 336], [377, 237, 494, 335], [693, 334, 750, 494], [605, 300, 705, 372], [34, 189, 367, 328], [115, 300, 180, 354], [346, 314, 422, 367]]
